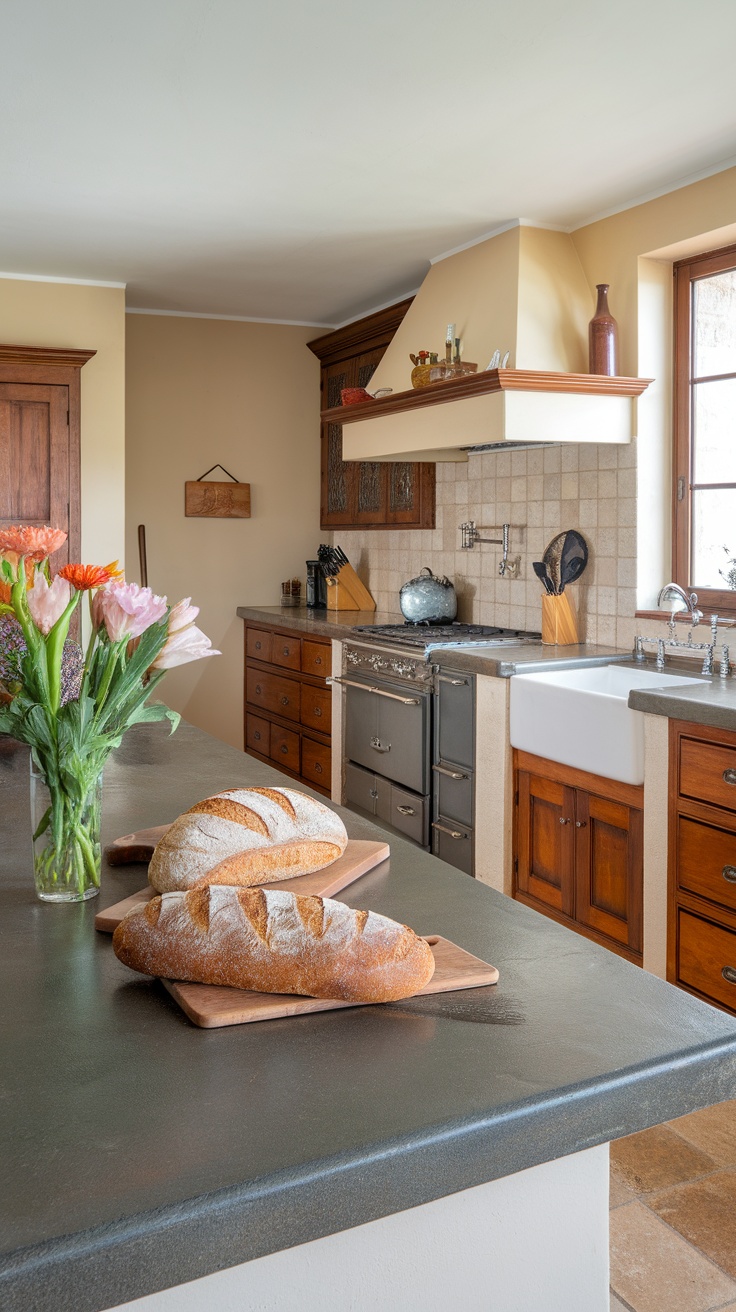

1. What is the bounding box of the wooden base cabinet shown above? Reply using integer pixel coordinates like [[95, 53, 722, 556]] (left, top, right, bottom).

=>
[[244, 623, 332, 797], [669, 720, 736, 1015], [514, 751, 643, 964]]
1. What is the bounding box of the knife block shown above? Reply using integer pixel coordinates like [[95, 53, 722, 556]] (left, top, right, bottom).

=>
[[541, 592, 579, 645], [325, 564, 376, 612]]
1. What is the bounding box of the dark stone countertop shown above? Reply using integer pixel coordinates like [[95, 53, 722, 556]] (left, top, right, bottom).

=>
[[4, 722, 736, 1312], [630, 677, 736, 731], [237, 605, 630, 675]]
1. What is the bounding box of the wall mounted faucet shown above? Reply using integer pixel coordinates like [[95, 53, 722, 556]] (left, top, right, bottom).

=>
[[459, 521, 521, 577]]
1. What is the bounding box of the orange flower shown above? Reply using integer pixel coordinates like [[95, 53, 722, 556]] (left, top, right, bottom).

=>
[[57, 561, 124, 591], [0, 525, 67, 561], [0, 554, 34, 604]]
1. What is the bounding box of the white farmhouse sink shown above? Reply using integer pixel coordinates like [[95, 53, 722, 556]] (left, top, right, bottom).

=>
[[509, 665, 703, 785]]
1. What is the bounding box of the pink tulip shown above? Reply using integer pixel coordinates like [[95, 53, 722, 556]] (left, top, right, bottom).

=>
[[27, 572, 72, 636], [99, 581, 168, 642], [152, 621, 220, 669]]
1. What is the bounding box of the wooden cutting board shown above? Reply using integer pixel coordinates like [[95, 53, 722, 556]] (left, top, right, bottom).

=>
[[105, 824, 171, 865], [95, 839, 390, 934], [162, 936, 499, 1028]]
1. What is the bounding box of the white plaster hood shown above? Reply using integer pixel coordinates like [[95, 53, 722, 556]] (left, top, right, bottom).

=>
[[336, 225, 649, 463]]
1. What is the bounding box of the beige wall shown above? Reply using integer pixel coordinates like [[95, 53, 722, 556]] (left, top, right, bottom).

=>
[[345, 165, 736, 642], [125, 314, 320, 748], [0, 277, 126, 569]]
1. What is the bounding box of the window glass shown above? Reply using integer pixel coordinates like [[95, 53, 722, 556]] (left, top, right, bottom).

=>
[[691, 378, 736, 484], [691, 488, 736, 590], [693, 269, 736, 378]]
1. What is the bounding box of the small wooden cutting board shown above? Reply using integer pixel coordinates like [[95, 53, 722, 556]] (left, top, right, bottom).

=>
[[105, 824, 171, 865], [95, 839, 390, 934], [162, 936, 499, 1028]]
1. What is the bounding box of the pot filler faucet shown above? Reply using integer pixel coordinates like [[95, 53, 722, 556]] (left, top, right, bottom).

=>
[[635, 583, 731, 677]]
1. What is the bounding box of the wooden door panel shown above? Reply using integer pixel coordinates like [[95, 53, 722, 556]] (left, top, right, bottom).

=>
[[516, 770, 575, 916], [575, 793, 643, 952], [0, 384, 71, 566]]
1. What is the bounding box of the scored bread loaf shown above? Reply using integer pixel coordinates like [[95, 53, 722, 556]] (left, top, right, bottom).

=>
[[113, 885, 436, 1003], [148, 787, 349, 894]]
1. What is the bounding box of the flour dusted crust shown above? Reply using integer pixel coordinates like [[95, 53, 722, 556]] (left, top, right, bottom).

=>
[[113, 886, 436, 1003], [148, 787, 349, 893]]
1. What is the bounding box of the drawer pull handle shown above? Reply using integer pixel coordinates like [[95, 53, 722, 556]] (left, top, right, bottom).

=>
[[397, 805, 416, 816], [283, 647, 290, 656], [559, 817, 571, 825], [255, 684, 262, 694], [280, 744, 288, 755], [314, 763, 323, 774], [724, 769, 736, 785], [370, 736, 390, 753], [255, 641, 262, 650], [575, 820, 587, 828], [432, 822, 466, 840], [432, 764, 468, 780], [315, 656, 322, 665], [722, 966, 736, 985], [254, 731, 261, 741], [281, 696, 289, 706], [437, 675, 469, 686], [313, 706, 322, 717], [724, 866, 736, 883]]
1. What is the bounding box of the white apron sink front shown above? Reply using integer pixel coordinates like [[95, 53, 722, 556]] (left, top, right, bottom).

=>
[[509, 665, 702, 785]]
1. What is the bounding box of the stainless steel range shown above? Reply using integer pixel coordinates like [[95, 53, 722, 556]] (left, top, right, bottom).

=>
[[331, 623, 542, 876]]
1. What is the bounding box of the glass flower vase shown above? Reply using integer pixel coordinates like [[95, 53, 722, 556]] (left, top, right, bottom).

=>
[[30, 758, 103, 902]]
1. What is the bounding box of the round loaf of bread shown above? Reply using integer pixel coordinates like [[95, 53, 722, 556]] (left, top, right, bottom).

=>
[[113, 886, 436, 1003], [148, 787, 349, 894]]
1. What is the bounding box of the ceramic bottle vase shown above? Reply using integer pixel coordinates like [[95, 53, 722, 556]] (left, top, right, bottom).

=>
[[588, 283, 619, 376]]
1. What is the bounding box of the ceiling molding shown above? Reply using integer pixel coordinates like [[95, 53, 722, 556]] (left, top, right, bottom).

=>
[[125, 306, 333, 328], [0, 270, 126, 289]]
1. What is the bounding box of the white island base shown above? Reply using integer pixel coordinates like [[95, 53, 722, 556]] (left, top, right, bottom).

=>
[[112, 1144, 609, 1312]]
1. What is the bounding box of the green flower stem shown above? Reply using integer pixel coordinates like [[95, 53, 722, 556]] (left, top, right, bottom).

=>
[[46, 591, 81, 715]]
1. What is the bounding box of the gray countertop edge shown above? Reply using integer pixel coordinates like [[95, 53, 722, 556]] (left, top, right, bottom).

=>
[[5, 1036, 736, 1312], [630, 682, 736, 731]]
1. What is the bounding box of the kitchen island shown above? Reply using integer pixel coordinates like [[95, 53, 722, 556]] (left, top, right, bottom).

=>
[[3, 721, 736, 1311]]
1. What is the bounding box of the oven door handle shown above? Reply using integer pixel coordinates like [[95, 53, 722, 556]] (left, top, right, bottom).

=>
[[432, 764, 469, 781], [327, 677, 421, 706], [432, 822, 467, 840], [436, 675, 470, 686]]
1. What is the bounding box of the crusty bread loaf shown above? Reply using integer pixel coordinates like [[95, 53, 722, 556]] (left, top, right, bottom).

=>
[[148, 787, 349, 894], [113, 885, 435, 1003]]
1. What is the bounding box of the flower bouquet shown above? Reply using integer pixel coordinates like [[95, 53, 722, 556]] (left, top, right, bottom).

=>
[[0, 525, 219, 902]]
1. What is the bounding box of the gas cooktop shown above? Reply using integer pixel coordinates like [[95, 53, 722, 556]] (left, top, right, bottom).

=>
[[351, 622, 542, 650]]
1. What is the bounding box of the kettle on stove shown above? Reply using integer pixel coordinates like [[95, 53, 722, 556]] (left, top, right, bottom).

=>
[[399, 567, 457, 624]]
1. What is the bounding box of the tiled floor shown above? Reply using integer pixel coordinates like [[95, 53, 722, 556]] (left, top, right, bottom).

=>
[[610, 1100, 736, 1311]]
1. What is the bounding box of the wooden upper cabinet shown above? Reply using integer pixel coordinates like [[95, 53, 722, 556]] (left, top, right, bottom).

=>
[[0, 344, 95, 569], [308, 301, 435, 531]]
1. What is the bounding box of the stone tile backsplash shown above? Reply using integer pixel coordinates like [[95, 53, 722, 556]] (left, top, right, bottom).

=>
[[337, 441, 645, 650]]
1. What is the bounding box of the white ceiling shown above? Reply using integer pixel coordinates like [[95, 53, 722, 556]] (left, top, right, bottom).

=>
[[3, 0, 736, 326]]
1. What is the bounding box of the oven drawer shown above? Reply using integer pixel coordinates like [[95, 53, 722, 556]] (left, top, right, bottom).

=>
[[432, 815, 474, 876], [345, 762, 390, 816], [433, 761, 473, 828], [344, 764, 428, 847], [435, 671, 475, 770], [344, 679, 429, 795], [246, 669, 300, 723]]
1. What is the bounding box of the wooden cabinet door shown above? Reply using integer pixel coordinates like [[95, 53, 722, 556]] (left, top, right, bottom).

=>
[[321, 359, 357, 528], [516, 770, 575, 917], [0, 383, 74, 568], [574, 791, 643, 954]]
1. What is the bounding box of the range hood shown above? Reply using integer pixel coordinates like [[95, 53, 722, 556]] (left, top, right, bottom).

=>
[[329, 225, 650, 463]]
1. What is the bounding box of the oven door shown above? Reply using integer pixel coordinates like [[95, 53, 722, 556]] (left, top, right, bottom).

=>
[[340, 676, 430, 796]]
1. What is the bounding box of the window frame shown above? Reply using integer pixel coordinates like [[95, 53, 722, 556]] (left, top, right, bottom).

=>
[[673, 241, 736, 615]]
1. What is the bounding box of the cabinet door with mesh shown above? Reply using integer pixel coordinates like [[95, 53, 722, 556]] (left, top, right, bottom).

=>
[[516, 770, 575, 917], [0, 383, 72, 567]]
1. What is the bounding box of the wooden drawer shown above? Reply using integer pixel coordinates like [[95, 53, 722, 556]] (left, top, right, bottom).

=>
[[246, 669, 300, 723], [246, 628, 272, 663], [678, 907, 736, 1011], [302, 640, 330, 678], [270, 724, 300, 773], [302, 736, 331, 789], [300, 684, 332, 734], [246, 713, 270, 756], [680, 735, 736, 812], [271, 634, 301, 671], [677, 814, 736, 914]]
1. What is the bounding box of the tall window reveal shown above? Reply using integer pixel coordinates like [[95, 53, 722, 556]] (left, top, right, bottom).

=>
[[674, 244, 736, 609]]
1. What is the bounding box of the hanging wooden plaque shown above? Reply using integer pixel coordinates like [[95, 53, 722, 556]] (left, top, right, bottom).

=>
[[185, 480, 251, 518]]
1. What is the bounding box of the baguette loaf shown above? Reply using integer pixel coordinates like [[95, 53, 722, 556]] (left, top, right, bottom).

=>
[[148, 787, 349, 894], [113, 885, 435, 1003]]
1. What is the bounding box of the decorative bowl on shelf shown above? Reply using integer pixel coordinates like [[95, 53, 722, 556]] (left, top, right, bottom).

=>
[[340, 387, 373, 406]]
